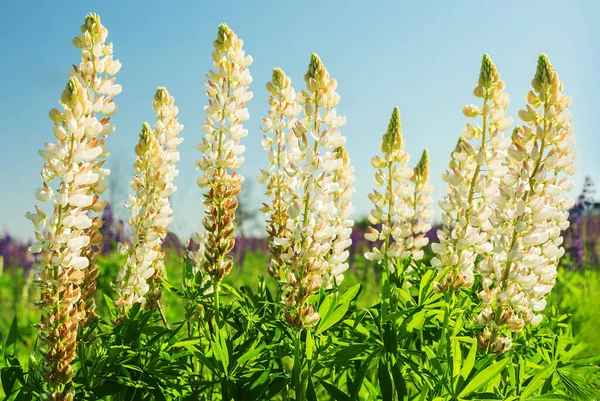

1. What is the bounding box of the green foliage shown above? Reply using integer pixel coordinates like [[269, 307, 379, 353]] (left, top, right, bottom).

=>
[[0, 254, 599, 400]]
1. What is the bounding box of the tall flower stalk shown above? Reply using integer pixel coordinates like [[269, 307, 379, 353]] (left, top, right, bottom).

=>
[[431, 54, 512, 292], [116, 88, 183, 317], [326, 146, 355, 287], [196, 24, 253, 313], [26, 13, 120, 400], [476, 55, 577, 353], [274, 54, 348, 330], [364, 107, 414, 273], [408, 149, 433, 261], [259, 68, 301, 280]]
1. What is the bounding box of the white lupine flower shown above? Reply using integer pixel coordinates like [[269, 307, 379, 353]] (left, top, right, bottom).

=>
[[476, 55, 577, 353], [432, 54, 511, 293], [365, 107, 414, 274], [273, 54, 351, 329], [116, 88, 183, 315], [26, 14, 120, 399], [259, 68, 302, 280], [408, 149, 433, 261], [325, 146, 355, 287], [194, 24, 252, 287]]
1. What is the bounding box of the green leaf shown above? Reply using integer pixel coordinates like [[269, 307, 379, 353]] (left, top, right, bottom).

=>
[[452, 337, 462, 378], [320, 380, 351, 401], [521, 361, 558, 399], [103, 293, 117, 318], [378, 360, 393, 401], [391, 361, 407, 400], [306, 330, 314, 360], [351, 350, 378, 400], [317, 294, 334, 322], [338, 283, 361, 306], [212, 332, 230, 372], [1, 365, 23, 396], [249, 365, 272, 390], [316, 302, 350, 335], [3, 316, 18, 357], [237, 344, 266, 366], [458, 359, 510, 397], [307, 377, 318, 401], [406, 310, 426, 332], [459, 340, 477, 380], [418, 269, 435, 303], [522, 395, 571, 400]]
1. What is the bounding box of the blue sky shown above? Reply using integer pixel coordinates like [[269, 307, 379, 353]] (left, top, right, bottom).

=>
[[0, 0, 598, 240]]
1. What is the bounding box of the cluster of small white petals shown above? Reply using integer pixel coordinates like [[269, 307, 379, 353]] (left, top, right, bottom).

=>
[[25, 13, 120, 397], [475, 55, 577, 352], [258, 68, 302, 279], [273, 54, 350, 329], [195, 24, 252, 284], [116, 88, 183, 313], [408, 149, 433, 261], [364, 107, 414, 273], [431, 54, 512, 292], [326, 146, 356, 286]]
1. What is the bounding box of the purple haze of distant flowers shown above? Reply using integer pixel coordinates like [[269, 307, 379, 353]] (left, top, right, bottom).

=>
[[0, 232, 34, 271]]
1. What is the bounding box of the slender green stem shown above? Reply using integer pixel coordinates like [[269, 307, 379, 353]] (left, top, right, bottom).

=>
[[213, 279, 221, 328], [293, 330, 306, 401]]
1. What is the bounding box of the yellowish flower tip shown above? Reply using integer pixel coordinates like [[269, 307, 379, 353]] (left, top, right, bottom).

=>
[[61, 76, 84, 106], [85, 12, 100, 26], [335, 146, 350, 165], [272, 67, 285, 88], [154, 87, 170, 104], [135, 122, 153, 156], [416, 149, 430, 181], [382, 107, 402, 153], [141, 121, 152, 137], [306, 53, 323, 82], [478, 54, 497, 88], [534, 54, 553, 87], [217, 23, 235, 43]]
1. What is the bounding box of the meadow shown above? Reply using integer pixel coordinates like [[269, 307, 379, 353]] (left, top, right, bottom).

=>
[[0, 12, 600, 401]]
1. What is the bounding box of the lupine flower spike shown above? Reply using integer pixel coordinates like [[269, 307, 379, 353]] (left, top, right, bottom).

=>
[[326, 146, 355, 287], [116, 88, 183, 317], [475, 55, 577, 353], [26, 13, 121, 400], [259, 68, 302, 280], [408, 149, 433, 261], [196, 24, 253, 292], [275, 54, 349, 329], [365, 107, 414, 273], [431, 54, 512, 292]]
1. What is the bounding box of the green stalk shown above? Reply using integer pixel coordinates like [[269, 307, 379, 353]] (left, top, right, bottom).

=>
[[292, 330, 306, 401]]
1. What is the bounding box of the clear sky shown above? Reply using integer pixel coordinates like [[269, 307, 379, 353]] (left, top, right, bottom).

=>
[[1, 0, 598, 240]]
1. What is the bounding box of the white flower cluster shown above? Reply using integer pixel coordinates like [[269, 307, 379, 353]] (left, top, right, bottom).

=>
[[408, 149, 433, 261], [431, 54, 512, 291], [116, 88, 183, 313], [475, 55, 577, 353], [26, 13, 120, 397], [258, 68, 302, 280], [364, 107, 414, 273], [326, 146, 356, 287], [196, 24, 253, 284], [270, 54, 352, 329]]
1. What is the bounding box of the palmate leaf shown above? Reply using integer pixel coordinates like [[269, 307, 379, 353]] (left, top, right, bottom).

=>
[[521, 361, 558, 399], [555, 369, 599, 401], [458, 359, 510, 397], [378, 360, 393, 401]]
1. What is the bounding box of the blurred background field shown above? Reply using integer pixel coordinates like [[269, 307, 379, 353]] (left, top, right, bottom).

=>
[[1, 177, 599, 362]]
